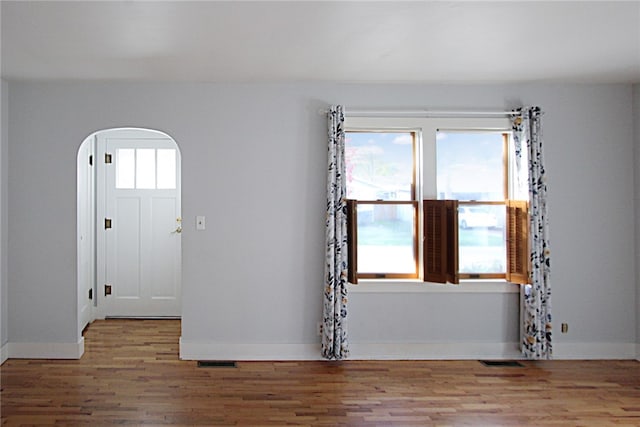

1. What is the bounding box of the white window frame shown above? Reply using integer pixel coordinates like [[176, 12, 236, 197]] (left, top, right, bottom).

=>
[[345, 116, 517, 291]]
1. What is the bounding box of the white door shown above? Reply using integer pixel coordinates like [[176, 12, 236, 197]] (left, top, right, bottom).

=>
[[98, 129, 181, 317]]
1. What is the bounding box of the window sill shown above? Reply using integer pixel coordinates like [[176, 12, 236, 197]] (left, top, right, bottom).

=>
[[347, 279, 519, 294]]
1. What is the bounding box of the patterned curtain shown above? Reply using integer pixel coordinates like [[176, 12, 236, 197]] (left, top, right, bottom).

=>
[[511, 107, 552, 360], [322, 105, 349, 360]]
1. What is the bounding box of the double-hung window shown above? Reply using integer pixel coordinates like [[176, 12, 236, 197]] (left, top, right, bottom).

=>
[[435, 130, 507, 280], [345, 131, 419, 279], [345, 116, 529, 285]]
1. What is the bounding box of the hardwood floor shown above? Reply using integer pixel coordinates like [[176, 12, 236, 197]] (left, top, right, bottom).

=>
[[1, 319, 639, 426]]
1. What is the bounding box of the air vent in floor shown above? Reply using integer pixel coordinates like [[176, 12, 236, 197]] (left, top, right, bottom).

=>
[[197, 360, 237, 368], [479, 360, 524, 367]]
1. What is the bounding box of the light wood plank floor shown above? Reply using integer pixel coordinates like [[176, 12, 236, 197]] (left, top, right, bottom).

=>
[[1, 319, 639, 426]]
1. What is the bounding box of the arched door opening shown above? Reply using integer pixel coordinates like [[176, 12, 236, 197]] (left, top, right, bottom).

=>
[[77, 128, 182, 340]]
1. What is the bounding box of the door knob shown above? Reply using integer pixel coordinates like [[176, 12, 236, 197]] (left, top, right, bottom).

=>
[[174, 226, 182, 234]]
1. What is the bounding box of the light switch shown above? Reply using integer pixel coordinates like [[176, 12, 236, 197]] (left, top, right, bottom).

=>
[[196, 216, 206, 230]]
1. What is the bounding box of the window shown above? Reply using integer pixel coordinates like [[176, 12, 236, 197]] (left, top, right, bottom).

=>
[[436, 131, 507, 279], [345, 132, 418, 278], [345, 117, 529, 285], [116, 148, 177, 190]]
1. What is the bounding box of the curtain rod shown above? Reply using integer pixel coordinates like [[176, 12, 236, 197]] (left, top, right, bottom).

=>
[[324, 108, 521, 117]]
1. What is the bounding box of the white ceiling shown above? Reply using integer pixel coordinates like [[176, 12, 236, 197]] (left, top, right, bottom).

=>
[[2, 1, 640, 84]]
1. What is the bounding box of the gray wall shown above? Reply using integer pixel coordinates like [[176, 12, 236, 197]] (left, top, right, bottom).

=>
[[635, 83, 640, 354], [1, 79, 7, 351], [5, 81, 636, 358]]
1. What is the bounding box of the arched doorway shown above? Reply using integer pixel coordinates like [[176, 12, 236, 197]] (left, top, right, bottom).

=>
[[77, 128, 182, 337]]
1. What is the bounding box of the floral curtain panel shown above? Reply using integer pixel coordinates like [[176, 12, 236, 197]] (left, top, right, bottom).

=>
[[512, 107, 552, 360], [322, 105, 349, 360]]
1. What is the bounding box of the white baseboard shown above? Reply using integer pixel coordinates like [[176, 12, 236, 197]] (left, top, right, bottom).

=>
[[179, 338, 323, 361], [1, 341, 8, 364], [179, 339, 523, 361], [6, 337, 85, 359], [552, 342, 636, 360], [179, 340, 640, 361], [348, 342, 523, 360]]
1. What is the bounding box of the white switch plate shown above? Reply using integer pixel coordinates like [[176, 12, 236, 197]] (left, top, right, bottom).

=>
[[196, 216, 206, 230]]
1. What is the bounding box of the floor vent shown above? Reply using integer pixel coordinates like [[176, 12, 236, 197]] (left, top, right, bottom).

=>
[[197, 360, 237, 368], [480, 360, 524, 367]]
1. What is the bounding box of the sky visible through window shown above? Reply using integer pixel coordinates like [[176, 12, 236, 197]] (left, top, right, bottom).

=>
[[345, 132, 413, 201], [436, 131, 504, 201]]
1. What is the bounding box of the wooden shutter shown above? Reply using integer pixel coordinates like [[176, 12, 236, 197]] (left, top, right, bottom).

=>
[[506, 200, 529, 284], [423, 200, 458, 284], [346, 199, 358, 284]]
